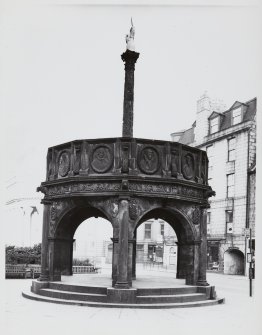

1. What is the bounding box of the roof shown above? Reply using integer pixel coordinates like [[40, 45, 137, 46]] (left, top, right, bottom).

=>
[[179, 127, 195, 145], [174, 97, 256, 144]]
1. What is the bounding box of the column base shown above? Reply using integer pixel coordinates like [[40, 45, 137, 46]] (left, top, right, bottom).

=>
[[114, 281, 129, 289], [196, 280, 210, 286], [38, 274, 49, 281]]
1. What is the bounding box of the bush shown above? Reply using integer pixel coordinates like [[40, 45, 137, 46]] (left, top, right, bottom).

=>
[[6, 244, 41, 265], [73, 258, 92, 266]]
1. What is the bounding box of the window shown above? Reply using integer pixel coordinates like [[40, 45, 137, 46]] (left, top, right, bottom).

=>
[[228, 138, 236, 161], [206, 145, 213, 180], [227, 174, 235, 198], [232, 107, 242, 125], [144, 223, 152, 239], [207, 212, 211, 224], [226, 210, 233, 223], [160, 223, 165, 236], [210, 117, 219, 134]]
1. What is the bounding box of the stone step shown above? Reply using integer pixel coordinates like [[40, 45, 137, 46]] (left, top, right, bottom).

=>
[[137, 293, 207, 304], [137, 286, 198, 296], [38, 288, 107, 303], [49, 282, 107, 295], [22, 289, 225, 309]]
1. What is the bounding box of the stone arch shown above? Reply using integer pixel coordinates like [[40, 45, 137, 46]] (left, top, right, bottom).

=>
[[134, 206, 198, 243], [224, 248, 244, 275], [133, 205, 200, 285], [48, 202, 114, 281], [54, 204, 112, 240]]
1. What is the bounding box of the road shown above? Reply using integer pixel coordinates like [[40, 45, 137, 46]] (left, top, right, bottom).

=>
[[1, 271, 261, 335]]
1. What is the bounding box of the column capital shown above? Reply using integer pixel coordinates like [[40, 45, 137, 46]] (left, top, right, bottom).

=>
[[41, 199, 52, 205], [121, 50, 140, 70]]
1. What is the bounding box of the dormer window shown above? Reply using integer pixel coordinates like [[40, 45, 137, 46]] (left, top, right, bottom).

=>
[[232, 107, 242, 125], [210, 117, 219, 134]]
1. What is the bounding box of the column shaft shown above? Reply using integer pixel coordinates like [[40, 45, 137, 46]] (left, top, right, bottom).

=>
[[39, 202, 51, 281], [121, 50, 139, 137], [197, 208, 209, 286], [115, 199, 130, 288]]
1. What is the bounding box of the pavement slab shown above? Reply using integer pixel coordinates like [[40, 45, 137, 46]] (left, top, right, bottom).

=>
[[1, 269, 261, 335]]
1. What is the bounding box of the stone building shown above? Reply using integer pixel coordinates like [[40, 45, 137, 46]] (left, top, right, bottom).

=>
[[171, 93, 256, 275], [105, 220, 177, 267]]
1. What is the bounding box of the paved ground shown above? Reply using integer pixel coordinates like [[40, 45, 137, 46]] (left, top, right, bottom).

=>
[[1, 267, 261, 335]]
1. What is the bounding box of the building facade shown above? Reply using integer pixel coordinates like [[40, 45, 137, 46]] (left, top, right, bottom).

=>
[[171, 93, 256, 275], [105, 220, 178, 268]]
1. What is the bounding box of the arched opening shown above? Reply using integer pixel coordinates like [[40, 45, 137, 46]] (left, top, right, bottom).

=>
[[224, 249, 244, 275], [49, 205, 114, 281], [135, 219, 178, 271], [73, 217, 113, 273], [133, 207, 198, 285]]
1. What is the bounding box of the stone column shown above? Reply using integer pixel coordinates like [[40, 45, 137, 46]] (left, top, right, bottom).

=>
[[176, 242, 187, 279], [121, 49, 140, 137], [197, 207, 209, 286], [60, 238, 74, 276], [176, 241, 200, 285], [115, 199, 130, 289], [132, 229, 137, 279], [48, 238, 62, 281], [111, 237, 119, 286], [128, 241, 133, 286], [38, 200, 51, 281]]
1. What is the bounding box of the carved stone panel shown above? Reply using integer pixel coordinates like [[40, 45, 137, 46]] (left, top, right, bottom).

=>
[[121, 145, 129, 173], [182, 153, 195, 180], [58, 151, 70, 177], [91, 146, 113, 173], [171, 149, 179, 177], [106, 199, 119, 218], [192, 206, 201, 225], [129, 199, 140, 220], [138, 146, 159, 174]]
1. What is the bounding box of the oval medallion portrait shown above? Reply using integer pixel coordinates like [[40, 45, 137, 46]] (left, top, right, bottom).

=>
[[138, 147, 159, 174], [58, 151, 70, 177], [182, 153, 195, 180], [91, 146, 113, 173]]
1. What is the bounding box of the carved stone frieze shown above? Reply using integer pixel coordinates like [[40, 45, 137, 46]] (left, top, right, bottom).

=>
[[138, 146, 159, 174], [128, 182, 203, 199], [47, 182, 121, 196], [91, 146, 113, 173]]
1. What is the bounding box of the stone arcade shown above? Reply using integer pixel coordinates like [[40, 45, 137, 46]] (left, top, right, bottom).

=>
[[23, 23, 224, 308]]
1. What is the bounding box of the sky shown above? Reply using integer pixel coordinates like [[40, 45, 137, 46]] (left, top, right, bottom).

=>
[[1, 1, 261, 195]]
